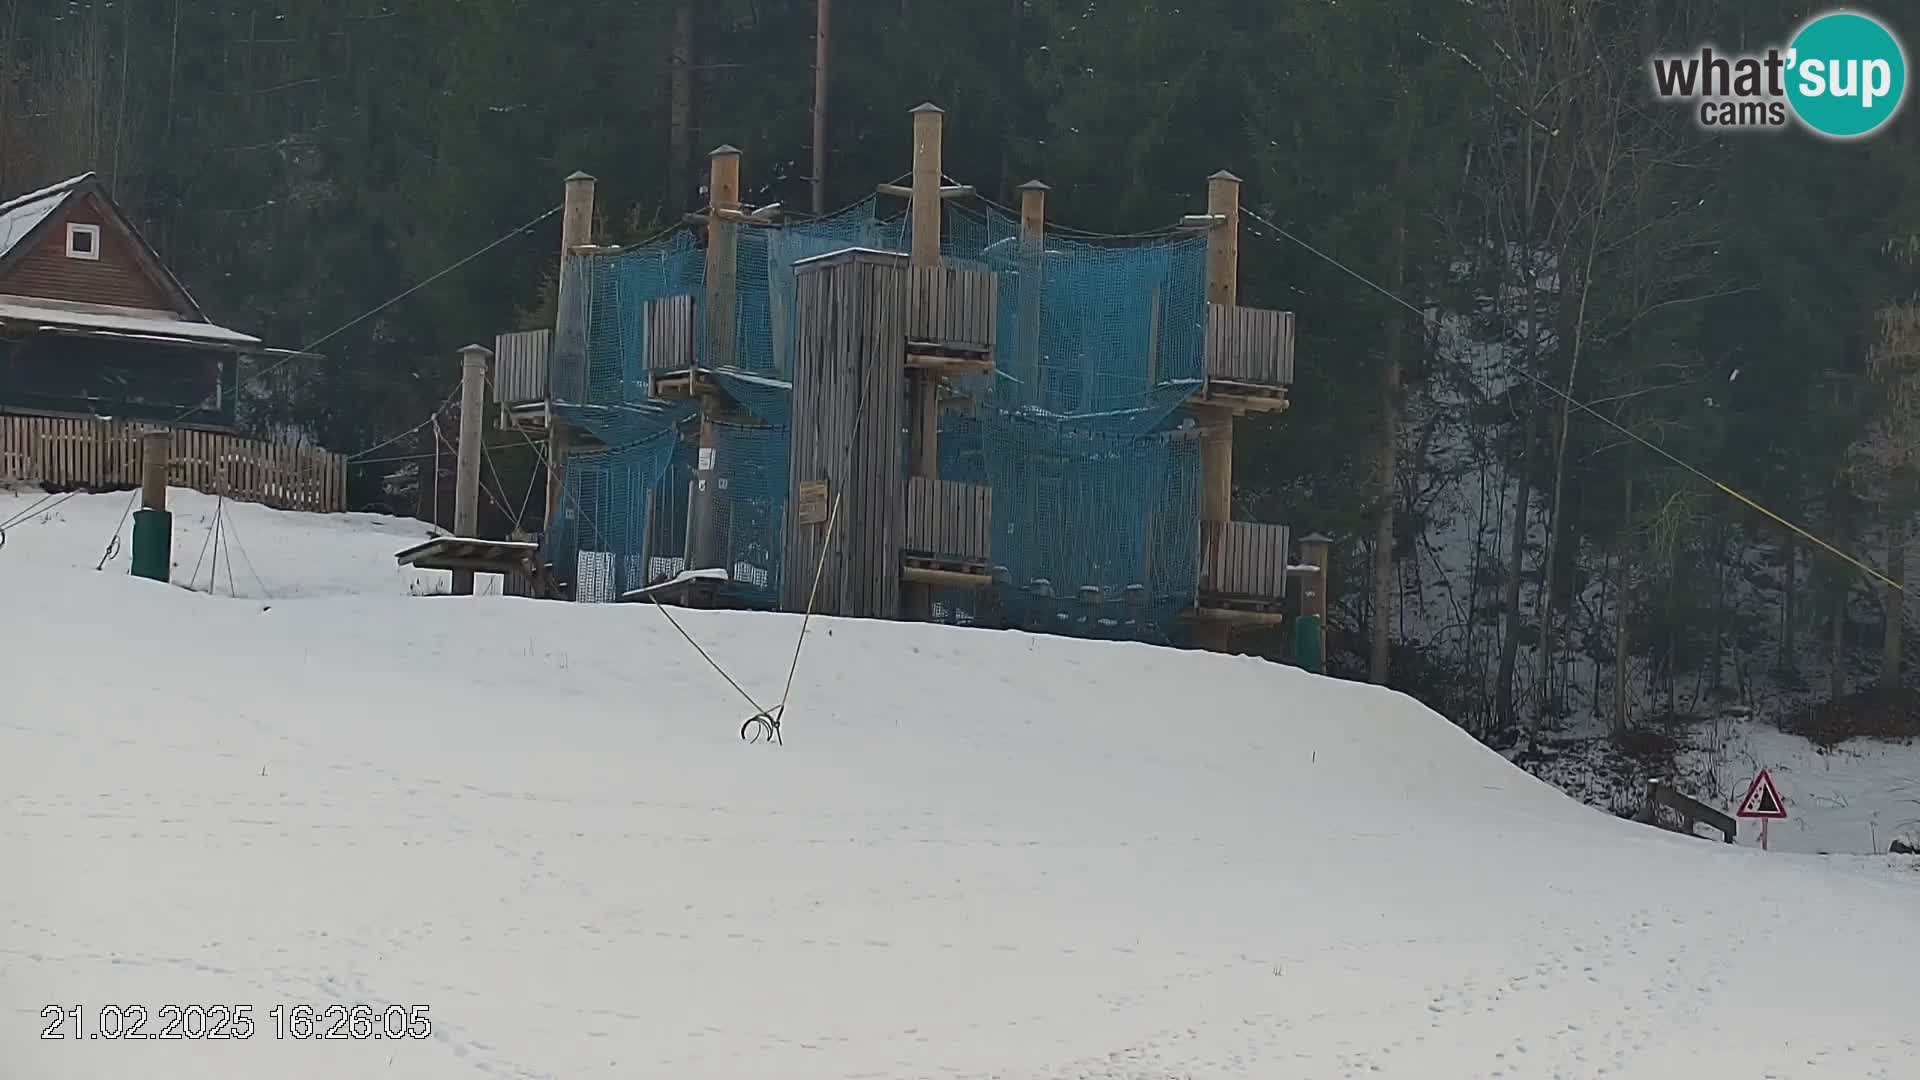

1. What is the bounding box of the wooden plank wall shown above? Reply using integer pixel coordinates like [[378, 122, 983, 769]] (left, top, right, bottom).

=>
[[493, 329, 550, 405], [0, 416, 346, 512], [1205, 303, 1296, 385], [646, 295, 696, 370], [784, 251, 906, 618], [903, 476, 992, 562], [905, 265, 999, 351], [1199, 520, 1291, 600]]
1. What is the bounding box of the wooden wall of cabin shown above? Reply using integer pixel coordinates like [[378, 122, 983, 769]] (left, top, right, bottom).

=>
[[0, 333, 235, 428], [784, 251, 908, 619], [0, 193, 180, 312]]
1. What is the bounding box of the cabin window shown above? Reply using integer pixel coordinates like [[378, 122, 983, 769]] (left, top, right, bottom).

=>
[[66, 223, 101, 261]]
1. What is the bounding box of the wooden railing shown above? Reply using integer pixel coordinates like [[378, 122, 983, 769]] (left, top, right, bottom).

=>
[[1634, 779, 1736, 843], [494, 329, 550, 406], [1199, 520, 1291, 600], [645, 294, 697, 371], [0, 416, 346, 512], [903, 476, 992, 562], [905, 265, 999, 351], [1205, 303, 1295, 387]]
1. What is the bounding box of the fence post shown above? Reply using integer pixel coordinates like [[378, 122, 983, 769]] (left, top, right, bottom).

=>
[[130, 431, 172, 582], [452, 343, 491, 595], [1294, 531, 1331, 673]]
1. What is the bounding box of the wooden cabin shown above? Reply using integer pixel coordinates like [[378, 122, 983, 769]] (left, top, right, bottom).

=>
[[0, 173, 346, 511]]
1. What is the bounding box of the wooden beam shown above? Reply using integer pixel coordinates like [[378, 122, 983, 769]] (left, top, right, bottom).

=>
[[453, 343, 491, 596], [903, 564, 992, 590], [877, 182, 973, 199], [905, 353, 994, 377], [1181, 606, 1292, 628]]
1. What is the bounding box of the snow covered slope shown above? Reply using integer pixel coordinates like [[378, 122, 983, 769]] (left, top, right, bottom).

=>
[[0, 484, 493, 598], [3, 494, 1918, 1079]]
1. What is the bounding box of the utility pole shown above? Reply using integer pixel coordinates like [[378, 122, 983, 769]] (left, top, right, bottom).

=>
[[811, 0, 831, 215]]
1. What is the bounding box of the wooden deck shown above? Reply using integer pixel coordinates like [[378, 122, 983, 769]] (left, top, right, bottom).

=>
[[1198, 303, 1294, 413], [1, 415, 347, 512]]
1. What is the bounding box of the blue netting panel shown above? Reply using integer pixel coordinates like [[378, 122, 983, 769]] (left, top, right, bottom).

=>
[[578, 233, 704, 408], [546, 430, 682, 603], [758, 199, 907, 377], [978, 410, 1199, 641], [710, 420, 789, 609]]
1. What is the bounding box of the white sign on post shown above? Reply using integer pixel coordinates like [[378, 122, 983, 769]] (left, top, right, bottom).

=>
[[698, 447, 716, 471]]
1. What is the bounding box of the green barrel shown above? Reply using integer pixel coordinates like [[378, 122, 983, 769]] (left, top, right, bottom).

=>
[[1293, 614, 1324, 674], [130, 507, 172, 582]]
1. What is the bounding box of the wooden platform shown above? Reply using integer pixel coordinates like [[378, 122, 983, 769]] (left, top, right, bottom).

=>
[[618, 567, 727, 607], [905, 340, 994, 377], [1194, 380, 1292, 415], [647, 366, 730, 401], [394, 536, 559, 598]]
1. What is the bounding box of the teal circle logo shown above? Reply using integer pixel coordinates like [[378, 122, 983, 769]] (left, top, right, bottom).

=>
[[1786, 11, 1907, 139]]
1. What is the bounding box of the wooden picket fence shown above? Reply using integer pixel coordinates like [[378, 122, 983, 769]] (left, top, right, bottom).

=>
[[0, 415, 346, 512]]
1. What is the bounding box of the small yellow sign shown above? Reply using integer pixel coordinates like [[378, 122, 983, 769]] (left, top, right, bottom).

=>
[[797, 481, 829, 525]]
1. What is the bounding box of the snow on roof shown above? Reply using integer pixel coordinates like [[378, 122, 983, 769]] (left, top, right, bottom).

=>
[[0, 172, 93, 217], [0, 175, 91, 261], [0, 294, 259, 346]]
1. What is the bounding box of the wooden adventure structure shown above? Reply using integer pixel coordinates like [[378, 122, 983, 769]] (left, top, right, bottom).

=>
[[480, 103, 1325, 652], [0, 173, 344, 511]]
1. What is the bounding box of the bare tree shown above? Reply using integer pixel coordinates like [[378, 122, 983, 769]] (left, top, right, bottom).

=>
[[1852, 237, 1920, 688]]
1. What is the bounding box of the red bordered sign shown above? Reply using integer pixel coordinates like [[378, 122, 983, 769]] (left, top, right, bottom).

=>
[[1737, 768, 1788, 820]]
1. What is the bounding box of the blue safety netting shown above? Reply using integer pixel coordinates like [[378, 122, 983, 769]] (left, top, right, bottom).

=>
[[552, 193, 1215, 638]]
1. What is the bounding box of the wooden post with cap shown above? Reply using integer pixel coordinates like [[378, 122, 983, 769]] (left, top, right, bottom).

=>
[[903, 103, 945, 620], [129, 430, 173, 582], [1295, 531, 1331, 673], [546, 171, 595, 544], [690, 146, 742, 578], [1191, 169, 1241, 650], [452, 343, 492, 596], [1017, 179, 1047, 399]]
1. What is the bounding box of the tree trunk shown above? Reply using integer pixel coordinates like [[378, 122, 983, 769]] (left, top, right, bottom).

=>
[[1370, 115, 1411, 685], [1884, 517, 1905, 688], [1832, 496, 1851, 702], [667, 0, 694, 211], [1780, 525, 1798, 674], [1613, 471, 1632, 738], [1495, 408, 1537, 728], [1832, 577, 1848, 701]]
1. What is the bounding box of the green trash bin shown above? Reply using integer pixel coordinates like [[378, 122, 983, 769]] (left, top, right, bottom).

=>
[[131, 507, 172, 582], [1293, 613, 1324, 674]]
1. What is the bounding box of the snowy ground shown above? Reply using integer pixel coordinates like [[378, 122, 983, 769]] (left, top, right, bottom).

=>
[[0, 483, 499, 597], [4, 491, 1920, 1078]]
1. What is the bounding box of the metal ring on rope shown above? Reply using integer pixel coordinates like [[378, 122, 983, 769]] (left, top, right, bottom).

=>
[[740, 705, 784, 745]]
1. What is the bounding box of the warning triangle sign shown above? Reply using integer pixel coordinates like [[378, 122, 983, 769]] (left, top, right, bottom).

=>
[[1737, 768, 1788, 819]]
